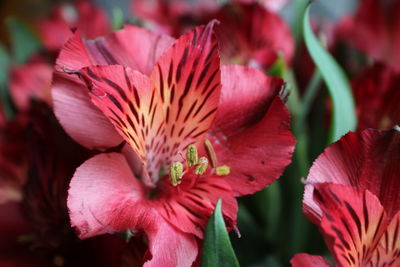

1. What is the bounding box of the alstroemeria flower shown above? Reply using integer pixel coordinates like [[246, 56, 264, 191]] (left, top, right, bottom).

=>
[[352, 63, 400, 130], [210, 2, 294, 70], [37, 0, 110, 51], [292, 129, 400, 266], [53, 22, 295, 266], [337, 0, 400, 72]]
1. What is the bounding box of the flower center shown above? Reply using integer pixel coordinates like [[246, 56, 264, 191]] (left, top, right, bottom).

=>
[[169, 140, 230, 187]]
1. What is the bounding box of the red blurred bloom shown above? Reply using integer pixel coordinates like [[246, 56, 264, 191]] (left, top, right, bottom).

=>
[[132, 1, 294, 71], [52, 22, 295, 265], [9, 58, 53, 111], [351, 63, 400, 130], [338, 0, 400, 72], [0, 103, 139, 266], [293, 129, 400, 266], [211, 2, 294, 70], [37, 1, 110, 51]]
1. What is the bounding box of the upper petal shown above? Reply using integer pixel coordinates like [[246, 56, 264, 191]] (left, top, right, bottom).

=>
[[56, 25, 175, 75], [290, 253, 331, 267], [210, 66, 295, 196], [304, 129, 400, 223], [52, 26, 175, 150], [149, 21, 221, 165]]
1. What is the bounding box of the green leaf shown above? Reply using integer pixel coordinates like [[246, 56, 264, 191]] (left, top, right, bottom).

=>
[[201, 199, 240, 267], [303, 4, 357, 143], [112, 7, 124, 31], [0, 43, 14, 119], [5, 16, 42, 64]]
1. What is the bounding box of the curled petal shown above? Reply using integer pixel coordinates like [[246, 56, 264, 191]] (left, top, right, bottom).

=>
[[290, 253, 331, 267]]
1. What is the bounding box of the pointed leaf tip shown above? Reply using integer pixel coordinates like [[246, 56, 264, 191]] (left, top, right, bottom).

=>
[[303, 4, 357, 143], [201, 199, 240, 267]]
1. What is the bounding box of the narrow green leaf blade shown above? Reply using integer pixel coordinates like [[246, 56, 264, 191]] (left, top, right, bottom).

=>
[[201, 199, 240, 267], [303, 5, 357, 143]]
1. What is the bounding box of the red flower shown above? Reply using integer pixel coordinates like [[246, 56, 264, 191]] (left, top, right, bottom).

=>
[[53, 22, 295, 266], [211, 2, 294, 70], [9, 58, 53, 111], [37, 1, 110, 51], [351, 63, 400, 130], [132, 1, 294, 71], [338, 0, 400, 72], [293, 129, 400, 266]]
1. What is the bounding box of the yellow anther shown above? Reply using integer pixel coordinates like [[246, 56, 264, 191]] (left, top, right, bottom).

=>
[[216, 165, 230, 176], [204, 139, 217, 168], [195, 157, 209, 175], [186, 144, 199, 167], [170, 162, 184, 186]]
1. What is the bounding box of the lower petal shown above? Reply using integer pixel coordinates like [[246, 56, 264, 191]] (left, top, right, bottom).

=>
[[144, 214, 197, 267], [67, 152, 147, 238], [290, 253, 331, 267]]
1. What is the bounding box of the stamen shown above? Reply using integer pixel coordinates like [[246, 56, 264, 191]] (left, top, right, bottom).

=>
[[186, 144, 199, 167], [195, 157, 209, 175], [216, 165, 230, 176], [170, 162, 184, 186], [204, 139, 217, 168]]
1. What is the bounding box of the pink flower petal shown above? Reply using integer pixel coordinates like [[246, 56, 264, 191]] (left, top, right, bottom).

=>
[[290, 253, 330, 267], [53, 25, 175, 150], [154, 173, 237, 238], [210, 66, 295, 196], [52, 71, 123, 150], [304, 129, 400, 223], [313, 183, 389, 266], [67, 152, 197, 266]]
